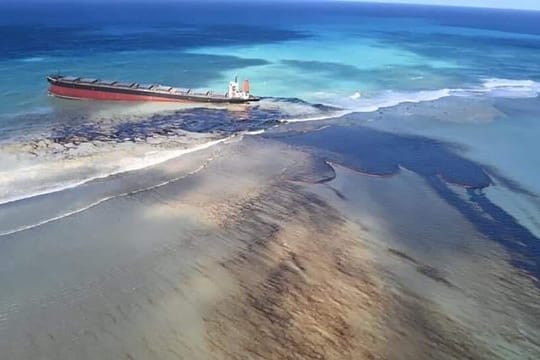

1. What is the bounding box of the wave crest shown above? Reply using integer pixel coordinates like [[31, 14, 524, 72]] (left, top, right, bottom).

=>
[[314, 77, 540, 117], [480, 78, 540, 98]]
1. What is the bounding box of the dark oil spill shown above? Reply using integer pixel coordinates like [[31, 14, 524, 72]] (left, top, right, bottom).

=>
[[44, 98, 335, 145], [270, 124, 539, 282]]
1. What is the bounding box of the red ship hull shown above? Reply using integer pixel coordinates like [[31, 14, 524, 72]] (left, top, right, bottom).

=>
[[46, 75, 260, 104], [49, 84, 188, 102]]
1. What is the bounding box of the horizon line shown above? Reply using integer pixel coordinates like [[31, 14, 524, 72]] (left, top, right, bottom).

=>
[[1, 0, 539, 12]]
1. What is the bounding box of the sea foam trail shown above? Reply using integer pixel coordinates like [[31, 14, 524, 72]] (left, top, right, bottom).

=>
[[19, 57, 47, 63], [0, 136, 231, 207], [479, 78, 540, 98], [285, 89, 452, 123], [285, 110, 353, 123], [287, 78, 540, 123], [0, 158, 214, 238]]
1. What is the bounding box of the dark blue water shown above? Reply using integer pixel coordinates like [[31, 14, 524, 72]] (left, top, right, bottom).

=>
[[2, 1, 539, 129]]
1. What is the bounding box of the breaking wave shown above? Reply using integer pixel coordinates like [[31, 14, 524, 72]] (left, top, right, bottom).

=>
[[19, 56, 47, 63], [478, 78, 540, 98], [287, 77, 540, 123], [334, 88, 453, 113], [0, 136, 232, 206], [0, 158, 212, 237]]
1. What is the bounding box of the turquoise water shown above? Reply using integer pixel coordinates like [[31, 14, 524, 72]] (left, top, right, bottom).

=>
[[1, 2, 540, 117]]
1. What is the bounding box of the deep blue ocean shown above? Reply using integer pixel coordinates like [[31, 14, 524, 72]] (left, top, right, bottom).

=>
[[1, 1, 540, 116]]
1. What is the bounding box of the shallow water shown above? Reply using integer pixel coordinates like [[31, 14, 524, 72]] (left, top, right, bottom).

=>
[[270, 120, 539, 280], [1, 135, 538, 359]]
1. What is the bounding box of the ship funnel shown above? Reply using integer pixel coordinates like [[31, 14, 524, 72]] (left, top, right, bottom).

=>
[[243, 80, 250, 94]]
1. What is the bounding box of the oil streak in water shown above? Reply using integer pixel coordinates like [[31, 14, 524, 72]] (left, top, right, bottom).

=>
[[273, 124, 539, 282]]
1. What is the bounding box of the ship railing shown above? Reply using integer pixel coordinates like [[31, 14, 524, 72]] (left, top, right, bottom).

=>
[[170, 87, 191, 94]]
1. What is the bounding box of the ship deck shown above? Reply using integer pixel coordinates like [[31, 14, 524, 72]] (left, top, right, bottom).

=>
[[47, 75, 259, 103]]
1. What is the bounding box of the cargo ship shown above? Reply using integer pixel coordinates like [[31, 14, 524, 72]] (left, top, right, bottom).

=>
[[47, 75, 260, 104]]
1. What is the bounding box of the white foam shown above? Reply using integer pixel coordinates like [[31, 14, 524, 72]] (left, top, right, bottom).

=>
[[257, 98, 325, 117], [243, 129, 266, 136], [0, 159, 212, 237], [255, 97, 348, 123], [286, 88, 452, 123], [0, 137, 230, 206], [323, 88, 453, 115], [479, 78, 540, 98], [288, 77, 540, 123], [0, 196, 116, 237], [482, 78, 537, 90], [19, 57, 46, 63], [285, 110, 353, 123], [349, 92, 362, 100]]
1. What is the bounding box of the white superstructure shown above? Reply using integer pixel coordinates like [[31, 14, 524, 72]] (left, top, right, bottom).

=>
[[228, 76, 251, 100]]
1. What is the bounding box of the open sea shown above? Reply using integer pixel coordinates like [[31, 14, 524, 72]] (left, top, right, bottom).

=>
[[1, 1, 539, 358]]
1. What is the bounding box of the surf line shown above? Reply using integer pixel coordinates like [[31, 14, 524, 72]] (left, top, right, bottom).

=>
[[0, 136, 232, 207], [0, 160, 212, 238], [0, 136, 244, 238]]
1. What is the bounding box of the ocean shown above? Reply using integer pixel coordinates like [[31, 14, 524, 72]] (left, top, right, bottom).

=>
[[0, 1, 539, 358], [2, 0, 539, 257], [2, 2, 540, 114]]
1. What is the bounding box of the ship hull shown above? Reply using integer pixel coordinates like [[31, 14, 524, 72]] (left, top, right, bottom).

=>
[[49, 84, 192, 103], [47, 75, 260, 104]]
